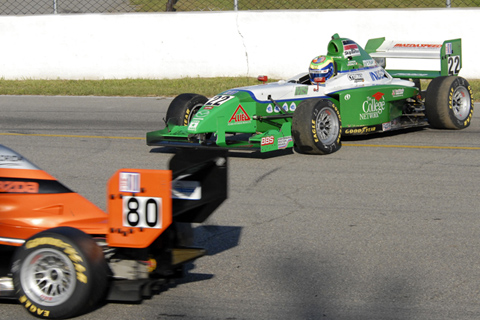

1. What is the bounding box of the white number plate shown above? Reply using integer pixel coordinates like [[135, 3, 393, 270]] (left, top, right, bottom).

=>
[[122, 196, 162, 228], [205, 95, 234, 106]]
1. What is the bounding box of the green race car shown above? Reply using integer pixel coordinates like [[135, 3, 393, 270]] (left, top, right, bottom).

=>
[[147, 33, 474, 155]]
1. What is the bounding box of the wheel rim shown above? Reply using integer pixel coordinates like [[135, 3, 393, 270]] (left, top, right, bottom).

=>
[[315, 106, 339, 145], [452, 86, 471, 121], [21, 248, 76, 306], [187, 103, 204, 123]]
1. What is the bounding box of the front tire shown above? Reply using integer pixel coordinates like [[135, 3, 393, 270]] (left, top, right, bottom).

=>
[[12, 227, 108, 319], [425, 76, 474, 129], [166, 93, 208, 126], [292, 99, 342, 155]]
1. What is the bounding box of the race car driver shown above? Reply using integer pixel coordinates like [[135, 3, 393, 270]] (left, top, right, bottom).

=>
[[309, 55, 335, 84]]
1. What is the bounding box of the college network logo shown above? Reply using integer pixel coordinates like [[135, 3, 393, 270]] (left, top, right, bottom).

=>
[[360, 92, 386, 120], [228, 105, 251, 124]]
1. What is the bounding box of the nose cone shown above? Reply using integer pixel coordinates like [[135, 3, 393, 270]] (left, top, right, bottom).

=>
[[187, 96, 240, 134]]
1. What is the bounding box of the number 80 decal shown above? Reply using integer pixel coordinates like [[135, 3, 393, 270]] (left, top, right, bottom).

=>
[[123, 196, 162, 228]]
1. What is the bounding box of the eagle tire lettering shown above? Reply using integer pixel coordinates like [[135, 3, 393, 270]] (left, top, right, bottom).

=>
[[292, 98, 342, 155], [12, 227, 108, 319], [165, 93, 208, 127], [425, 76, 473, 130]]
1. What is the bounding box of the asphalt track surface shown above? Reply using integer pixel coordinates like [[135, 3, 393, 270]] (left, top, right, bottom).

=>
[[1, 95, 480, 320]]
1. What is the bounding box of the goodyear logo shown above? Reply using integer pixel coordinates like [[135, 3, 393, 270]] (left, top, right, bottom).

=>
[[344, 127, 376, 134]]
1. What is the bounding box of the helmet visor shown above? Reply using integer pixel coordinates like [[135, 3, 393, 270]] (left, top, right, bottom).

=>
[[309, 68, 333, 83]]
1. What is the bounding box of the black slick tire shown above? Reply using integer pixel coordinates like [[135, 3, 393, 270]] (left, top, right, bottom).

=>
[[292, 98, 342, 155], [425, 76, 474, 129], [166, 93, 208, 126], [12, 227, 108, 319]]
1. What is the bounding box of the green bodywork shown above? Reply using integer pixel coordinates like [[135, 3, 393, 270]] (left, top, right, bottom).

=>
[[365, 37, 462, 79], [147, 34, 462, 153]]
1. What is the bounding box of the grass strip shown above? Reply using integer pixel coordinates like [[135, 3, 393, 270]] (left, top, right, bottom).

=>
[[0, 78, 262, 98], [0, 78, 478, 101]]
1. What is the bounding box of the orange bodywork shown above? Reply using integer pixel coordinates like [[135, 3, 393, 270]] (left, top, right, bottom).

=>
[[0, 145, 174, 249], [0, 168, 108, 246], [107, 169, 172, 248]]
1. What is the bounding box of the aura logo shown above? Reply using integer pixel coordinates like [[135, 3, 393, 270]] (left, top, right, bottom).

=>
[[229, 105, 251, 124]]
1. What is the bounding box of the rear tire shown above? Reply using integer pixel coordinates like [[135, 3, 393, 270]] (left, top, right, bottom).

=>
[[12, 227, 108, 319], [166, 93, 208, 126], [292, 99, 341, 155], [425, 76, 474, 129]]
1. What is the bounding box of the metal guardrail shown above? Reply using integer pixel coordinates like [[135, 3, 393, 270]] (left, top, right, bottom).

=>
[[0, 0, 476, 15]]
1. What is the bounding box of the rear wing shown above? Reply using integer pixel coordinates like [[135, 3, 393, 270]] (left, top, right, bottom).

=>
[[169, 148, 228, 223], [365, 37, 462, 79]]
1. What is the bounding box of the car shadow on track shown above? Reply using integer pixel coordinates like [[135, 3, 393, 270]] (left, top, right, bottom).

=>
[[150, 146, 294, 159], [169, 225, 243, 286], [194, 225, 243, 256]]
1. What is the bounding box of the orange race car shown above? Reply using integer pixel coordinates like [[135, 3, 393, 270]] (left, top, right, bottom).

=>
[[0, 145, 227, 319]]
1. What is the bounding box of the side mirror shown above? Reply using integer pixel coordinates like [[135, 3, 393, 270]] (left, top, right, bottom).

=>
[[257, 75, 268, 84]]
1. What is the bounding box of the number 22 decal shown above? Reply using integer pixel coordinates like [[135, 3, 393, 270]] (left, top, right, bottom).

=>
[[448, 56, 460, 75], [123, 196, 162, 228], [205, 95, 234, 106]]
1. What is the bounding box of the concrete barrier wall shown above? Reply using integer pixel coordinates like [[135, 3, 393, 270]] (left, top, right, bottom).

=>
[[0, 9, 478, 80]]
